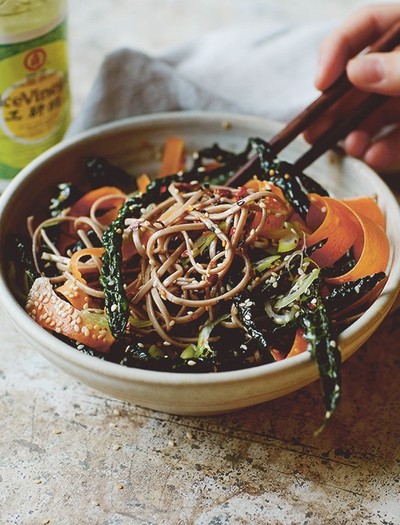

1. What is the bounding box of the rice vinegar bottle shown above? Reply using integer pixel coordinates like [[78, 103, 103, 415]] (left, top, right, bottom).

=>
[[0, 0, 70, 188]]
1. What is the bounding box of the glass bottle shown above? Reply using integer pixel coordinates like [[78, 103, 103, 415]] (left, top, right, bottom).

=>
[[0, 0, 70, 188]]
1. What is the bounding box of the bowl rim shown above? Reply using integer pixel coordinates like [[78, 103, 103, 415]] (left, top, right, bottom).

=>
[[0, 110, 399, 387]]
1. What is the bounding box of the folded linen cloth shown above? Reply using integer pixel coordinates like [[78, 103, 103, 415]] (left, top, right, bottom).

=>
[[68, 20, 334, 135]]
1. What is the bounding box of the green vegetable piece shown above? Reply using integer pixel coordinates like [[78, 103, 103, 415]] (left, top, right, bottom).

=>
[[275, 268, 320, 310], [11, 236, 40, 293], [180, 344, 196, 359], [100, 196, 143, 339], [49, 182, 82, 218], [148, 345, 165, 358], [278, 231, 300, 253], [192, 231, 216, 258], [85, 156, 137, 193], [195, 314, 229, 359], [300, 280, 341, 428], [234, 292, 274, 363], [324, 272, 386, 313], [249, 138, 311, 218], [129, 317, 153, 329], [252, 254, 281, 273]]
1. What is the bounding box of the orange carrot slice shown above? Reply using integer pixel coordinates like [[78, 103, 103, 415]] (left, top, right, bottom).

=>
[[58, 186, 125, 253], [342, 196, 385, 229], [69, 186, 125, 218], [70, 247, 105, 283], [326, 205, 389, 285], [286, 328, 309, 358], [137, 173, 151, 193], [306, 194, 359, 268], [158, 137, 185, 177]]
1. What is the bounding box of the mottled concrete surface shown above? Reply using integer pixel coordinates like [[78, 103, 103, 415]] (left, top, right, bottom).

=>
[[1, 299, 399, 524], [2, 1, 400, 523]]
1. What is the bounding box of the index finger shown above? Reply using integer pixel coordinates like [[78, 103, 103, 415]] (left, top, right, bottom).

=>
[[316, 3, 400, 91]]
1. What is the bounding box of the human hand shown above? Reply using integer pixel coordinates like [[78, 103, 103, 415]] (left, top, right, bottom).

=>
[[304, 4, 400, 172]]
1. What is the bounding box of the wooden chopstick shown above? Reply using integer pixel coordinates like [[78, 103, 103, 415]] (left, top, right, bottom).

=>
[[293, 92, 387, 171], [226, 21, 400, 186], [270, 20, 400, 155]]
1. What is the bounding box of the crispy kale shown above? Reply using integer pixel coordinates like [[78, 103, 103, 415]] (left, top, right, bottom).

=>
[[99, 195, 144, 339]]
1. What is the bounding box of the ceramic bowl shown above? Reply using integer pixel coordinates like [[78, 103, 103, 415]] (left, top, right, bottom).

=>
[[0, 111, 399, 415]]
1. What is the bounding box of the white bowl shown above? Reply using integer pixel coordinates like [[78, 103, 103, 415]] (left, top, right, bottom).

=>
[[0, 111, 399, 415]]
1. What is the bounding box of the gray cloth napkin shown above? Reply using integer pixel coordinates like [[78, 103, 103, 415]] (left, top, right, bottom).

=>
[[68, 20, 334, 135]]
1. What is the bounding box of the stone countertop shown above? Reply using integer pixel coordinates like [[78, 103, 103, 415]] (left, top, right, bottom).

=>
[[1, 299, 399, 524], [1, 1, 400, 524]]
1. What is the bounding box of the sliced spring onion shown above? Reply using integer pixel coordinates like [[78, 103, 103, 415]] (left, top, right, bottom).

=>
[[129, 317, 153, 328], [252, 254, 281, 273], [278, 231, 300, 253], [195, 313, 229, 358], [274, 268, 320, 310], [180, 344, 196, 359], [192, 231, 216, 258], [149, 344, 165, 358], [264, 302, 298, 325]]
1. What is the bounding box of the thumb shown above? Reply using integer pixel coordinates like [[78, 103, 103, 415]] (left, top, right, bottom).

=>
[[347, 52, 400, 96]]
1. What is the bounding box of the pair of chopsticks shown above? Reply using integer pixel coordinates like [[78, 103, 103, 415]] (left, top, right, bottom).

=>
[[228, 21, 400, 185]]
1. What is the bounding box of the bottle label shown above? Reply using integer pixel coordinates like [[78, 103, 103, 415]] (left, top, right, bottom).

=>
[[0, 20, 70, 179]]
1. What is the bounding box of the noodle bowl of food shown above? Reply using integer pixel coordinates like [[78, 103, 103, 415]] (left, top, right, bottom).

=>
[[0, 112, 399, 421]]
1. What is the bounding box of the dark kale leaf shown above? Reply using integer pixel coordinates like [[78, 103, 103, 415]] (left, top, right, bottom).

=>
[[324, 272, 386, 313], [85, 156, 137, 193], [100, 195, 144, 339], [233, 290, 274, 363], [300, 279, 341, 423], [322, 249, 357, 278], [66, 229, 102, 255], [249, 138, 311, 218], [191, 142, 252, 186], [10, 235, 40, 292], [49, 182, 82, 217]]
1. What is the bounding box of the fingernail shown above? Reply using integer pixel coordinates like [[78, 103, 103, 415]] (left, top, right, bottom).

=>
[[348, 55, 385, 85]]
